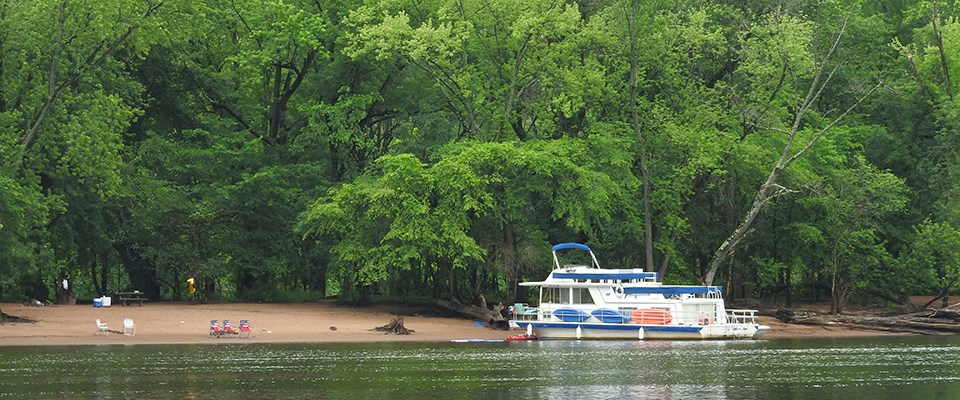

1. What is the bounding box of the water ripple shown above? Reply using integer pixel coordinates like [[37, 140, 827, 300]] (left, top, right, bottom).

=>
[[2, 336, 960, 399]]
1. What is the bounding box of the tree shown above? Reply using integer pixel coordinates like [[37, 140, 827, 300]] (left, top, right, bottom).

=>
[[298, 136, 633, 302], [899, 220, 960, 308], [586, 3, 735, 280], [344, 0, 588, 140], [0, 174, 47, 315], [704, 15, 880, 285], [809, 155, 907, 313], [17, 0, 165, 154], [625, 0, 656, 272], [0, 0, 181, 301]]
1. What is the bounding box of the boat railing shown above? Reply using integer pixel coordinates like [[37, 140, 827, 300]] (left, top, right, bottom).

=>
[[524, 303, 580, 322], [511, 303, 541, 321], [727, 309, 760, 324]]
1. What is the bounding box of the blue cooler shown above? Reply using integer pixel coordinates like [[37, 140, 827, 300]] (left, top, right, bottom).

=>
[[93, 298, 103, 307]]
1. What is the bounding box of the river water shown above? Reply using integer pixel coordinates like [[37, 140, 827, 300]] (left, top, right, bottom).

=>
[[1, 336, 959, 399]]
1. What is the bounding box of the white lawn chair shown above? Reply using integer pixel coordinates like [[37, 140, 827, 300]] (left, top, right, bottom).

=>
[[123, 318, 136, 336], [96, 319, 110, 335]]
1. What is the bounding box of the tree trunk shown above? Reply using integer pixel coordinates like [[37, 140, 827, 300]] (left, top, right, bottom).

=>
[[627, 0, 655, 273], [447, 263, 459, 301], [501, 222, 521, 301], [703, 19, 878, 285], [931, 5, 953, 100], [373, 316, 414, 335], [432, 298, 508, 330], [782, 309, 960, 335], [89, 259, 102, 296], [704, 167, 783, 285], [115, 242, 160, 298], [269, 50, 316, 145], [865, 289, 907, 306]]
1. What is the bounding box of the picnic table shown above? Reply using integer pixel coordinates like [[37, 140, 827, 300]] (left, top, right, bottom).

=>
[[115, 291, 148, 306]]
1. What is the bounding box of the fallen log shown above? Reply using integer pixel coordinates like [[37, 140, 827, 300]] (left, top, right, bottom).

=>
[[829, 323, 954, 336], [431, 299, 509, 330], [923, 309, 960, 321], [788, 312, 960, 335]]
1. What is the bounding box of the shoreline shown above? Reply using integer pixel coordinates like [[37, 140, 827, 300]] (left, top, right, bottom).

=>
[[0, 301, 913, 347]]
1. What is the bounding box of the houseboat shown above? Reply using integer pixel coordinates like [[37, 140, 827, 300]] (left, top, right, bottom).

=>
[[509, 243, 770, 340]]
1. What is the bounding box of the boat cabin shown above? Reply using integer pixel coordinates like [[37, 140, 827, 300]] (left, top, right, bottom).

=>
[[521, 266, 729, 326]]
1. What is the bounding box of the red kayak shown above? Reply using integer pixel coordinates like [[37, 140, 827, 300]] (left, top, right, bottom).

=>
[[505, 334, 538, 341]]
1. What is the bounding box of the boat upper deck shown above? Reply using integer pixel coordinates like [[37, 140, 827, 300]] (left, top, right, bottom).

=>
[[520, 266, 724, 299], [551, 269, 659, 282]]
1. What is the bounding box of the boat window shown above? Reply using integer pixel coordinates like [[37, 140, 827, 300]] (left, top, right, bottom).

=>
[[542, 287, 568, 304], [572, 288, 594, 304], [559, 288, 571, 304]]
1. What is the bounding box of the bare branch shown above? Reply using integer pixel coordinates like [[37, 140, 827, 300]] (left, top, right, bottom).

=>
[[931, 4, 954, 99], [21, 1, 165, 152], [785, 81, 882, 166], [703, 17, 868, 286]]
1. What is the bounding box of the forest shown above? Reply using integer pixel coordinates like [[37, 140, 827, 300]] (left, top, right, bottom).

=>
[[1, 0, 959, 315]]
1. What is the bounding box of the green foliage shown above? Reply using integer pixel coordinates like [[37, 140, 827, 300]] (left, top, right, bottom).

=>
[[899, 220, 960, 296], [0, 174, 48, 302], [344, 0, 592, 140], [793, 153, 908, 312], [1, 0, 958, 309], [298, 137, 635, 299]]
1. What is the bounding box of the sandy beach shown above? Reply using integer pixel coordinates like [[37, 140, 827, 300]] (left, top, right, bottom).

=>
[[0, 301, 910, 346]]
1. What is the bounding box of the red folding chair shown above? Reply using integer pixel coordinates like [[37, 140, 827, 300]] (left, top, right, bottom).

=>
[[239, 320, 252, 338], [223, 319, 236, 336], [209, 320, 222, 338]]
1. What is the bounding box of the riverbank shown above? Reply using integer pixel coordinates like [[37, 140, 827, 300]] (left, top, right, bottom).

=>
[[0, 301, 911, 346]]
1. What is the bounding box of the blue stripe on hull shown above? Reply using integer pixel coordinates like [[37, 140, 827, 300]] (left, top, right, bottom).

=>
[[527, 322, 701, 333], [514, 321, 706, 340]]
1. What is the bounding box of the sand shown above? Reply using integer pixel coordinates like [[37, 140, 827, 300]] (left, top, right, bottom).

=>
[[0, 301, 909, 347]]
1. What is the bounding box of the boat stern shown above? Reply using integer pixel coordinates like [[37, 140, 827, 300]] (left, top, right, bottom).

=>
[[752, 324, 772, 339]]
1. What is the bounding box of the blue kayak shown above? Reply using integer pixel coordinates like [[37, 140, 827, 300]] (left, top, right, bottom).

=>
[[553, 308, 590, 322], [591, 308, 631, 323]]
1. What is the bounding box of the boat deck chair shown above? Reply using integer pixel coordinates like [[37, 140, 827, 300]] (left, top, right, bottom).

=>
[[238, 320, 251, 338], [210, 319, 222, 338], [95, 319, 110, 335], [123, 318, 136, 336]]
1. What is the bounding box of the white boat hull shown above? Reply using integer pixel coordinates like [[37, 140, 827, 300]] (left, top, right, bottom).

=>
[[513, 321, 769, 340]]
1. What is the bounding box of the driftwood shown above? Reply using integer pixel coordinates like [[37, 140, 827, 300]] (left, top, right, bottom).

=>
[[373, 316, 414, 335], [431, 299, 509, 330], [778, 307, 960, 335], [0, 311, 31, 323], [23, 299, 53, 307]]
